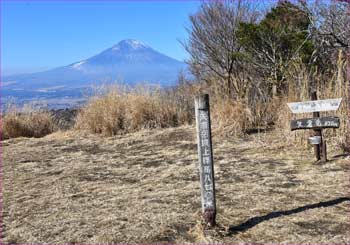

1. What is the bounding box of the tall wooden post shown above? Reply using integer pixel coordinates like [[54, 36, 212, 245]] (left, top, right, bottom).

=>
[[195, 94, 216, 227], [311, 91, 327, 162], [311, 91, 322, 161]]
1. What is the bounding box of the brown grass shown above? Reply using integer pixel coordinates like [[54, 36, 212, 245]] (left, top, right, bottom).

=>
[[75, 85, 194, 136], [1, 106, 55, 139], [2, 126, 349, 243], [211, 98, 253, 136], [74, 82, 271, 138]]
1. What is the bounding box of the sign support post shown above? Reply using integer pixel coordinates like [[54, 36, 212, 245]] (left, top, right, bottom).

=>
[[195, 94, 216, 227], [311, 91, 323, 161]]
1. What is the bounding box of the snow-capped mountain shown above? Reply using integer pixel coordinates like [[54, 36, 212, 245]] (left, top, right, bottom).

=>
[[69, 39, 183, 69], [64, 39, 186, 79], [2, 39, 188, 107]]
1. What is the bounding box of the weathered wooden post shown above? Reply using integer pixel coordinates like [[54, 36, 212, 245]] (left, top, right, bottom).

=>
[[311, 91, 323, 161], [195, 94, 216, 227]]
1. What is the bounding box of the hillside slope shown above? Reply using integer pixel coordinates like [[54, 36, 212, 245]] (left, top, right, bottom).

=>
[[2, 126, 349, 243]]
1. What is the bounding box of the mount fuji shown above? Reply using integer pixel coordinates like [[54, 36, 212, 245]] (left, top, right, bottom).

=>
[[2, 39, 188, 108]]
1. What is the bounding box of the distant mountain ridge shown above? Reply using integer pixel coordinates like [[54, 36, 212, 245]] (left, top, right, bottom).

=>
[[2, 39, 188, 108]]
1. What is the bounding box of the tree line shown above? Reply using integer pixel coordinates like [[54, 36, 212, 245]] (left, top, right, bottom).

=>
[[183, 0, 350, 152]]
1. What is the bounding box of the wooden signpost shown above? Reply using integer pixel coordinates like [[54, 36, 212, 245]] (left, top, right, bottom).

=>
[[290, 117, 340, 131], [287, 92, 342, 162], [195, 94, 216, 227]]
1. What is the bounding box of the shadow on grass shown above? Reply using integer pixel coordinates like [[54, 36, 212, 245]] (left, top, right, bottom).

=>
[[245, 127, 274, 135], [332, 153, 350, 159], [227, 197, 350, 235]]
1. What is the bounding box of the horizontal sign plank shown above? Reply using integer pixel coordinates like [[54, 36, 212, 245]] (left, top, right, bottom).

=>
[[287, 98, 342, 114], [291, 117, 340, 131]]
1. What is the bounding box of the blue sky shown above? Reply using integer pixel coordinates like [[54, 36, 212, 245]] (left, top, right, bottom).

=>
[[1, 0, 201, 75]]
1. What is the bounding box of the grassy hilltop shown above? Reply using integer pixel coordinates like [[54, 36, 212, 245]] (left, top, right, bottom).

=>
[[2, 125, 349, 243]]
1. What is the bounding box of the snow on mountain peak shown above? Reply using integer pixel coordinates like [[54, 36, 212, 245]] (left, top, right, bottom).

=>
[[112, 39, 149, 51], [71, 60, 86, 70]]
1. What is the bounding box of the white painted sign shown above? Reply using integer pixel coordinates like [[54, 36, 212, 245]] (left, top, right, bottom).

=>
[[287, 98, 342, 114]]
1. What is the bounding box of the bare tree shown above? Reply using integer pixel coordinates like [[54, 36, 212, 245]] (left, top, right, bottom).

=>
[[302, 0, 349, 61], [302, 0, 350, 152], [183, 0, 259, 99]]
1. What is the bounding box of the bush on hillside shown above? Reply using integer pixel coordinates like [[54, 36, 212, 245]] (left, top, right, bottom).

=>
[[2, 111, 55, 139]]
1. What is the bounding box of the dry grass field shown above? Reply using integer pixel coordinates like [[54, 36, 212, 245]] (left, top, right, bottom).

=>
[[1, 126, 349, 244]]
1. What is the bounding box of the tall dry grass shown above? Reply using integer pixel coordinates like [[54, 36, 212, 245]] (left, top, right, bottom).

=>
[[1, 104, 55, 139], [75, 81, 265, 137], [75, 84, 196, 136], [211, 99, 253, 136]]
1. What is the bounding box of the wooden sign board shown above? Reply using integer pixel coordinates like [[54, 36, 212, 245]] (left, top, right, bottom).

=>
[[291, 117, 340, 131], [287, 98, 342, 114], [195, 94, 216, 227]]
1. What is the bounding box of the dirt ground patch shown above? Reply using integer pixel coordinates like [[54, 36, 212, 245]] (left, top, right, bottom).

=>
[[1, 126, 349, 243]]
